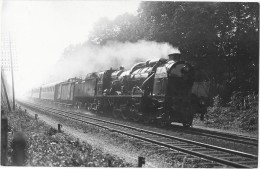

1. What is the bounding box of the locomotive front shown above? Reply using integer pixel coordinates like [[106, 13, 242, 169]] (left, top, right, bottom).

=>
[[151, 54, 196, 126]]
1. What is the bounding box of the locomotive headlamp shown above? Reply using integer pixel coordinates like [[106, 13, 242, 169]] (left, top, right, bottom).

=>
[[181, 65, 190, 73]]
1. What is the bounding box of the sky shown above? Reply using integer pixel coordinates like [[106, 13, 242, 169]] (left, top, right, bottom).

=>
[[1, 0, 140, 97]]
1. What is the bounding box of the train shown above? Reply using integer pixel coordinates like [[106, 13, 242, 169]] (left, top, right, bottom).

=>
[[30, 53, 210, 127]]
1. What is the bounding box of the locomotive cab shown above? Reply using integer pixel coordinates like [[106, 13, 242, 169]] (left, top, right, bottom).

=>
[[97, 69, 115, 96]]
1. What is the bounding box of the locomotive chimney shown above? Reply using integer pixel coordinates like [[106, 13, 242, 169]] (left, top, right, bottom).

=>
[[168, 53, 181, 62], [119, 66, 125, 71]]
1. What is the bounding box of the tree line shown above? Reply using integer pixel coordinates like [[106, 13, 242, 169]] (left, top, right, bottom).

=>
[[84, 2, 258, 103]]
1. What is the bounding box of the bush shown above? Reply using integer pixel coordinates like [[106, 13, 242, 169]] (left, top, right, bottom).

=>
[[6, 110, 132, 167], [213, 95, 223, 108], [229, 91, 258, 110], [206, 93, 258, 131], [236, 107, 258, 131]]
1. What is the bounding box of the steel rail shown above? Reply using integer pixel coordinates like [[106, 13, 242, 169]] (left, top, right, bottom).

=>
[[22, 101, 257, 160], [170, 125, 258, 146], [35, 99, 258, 146], [18, 100, 257, 168]]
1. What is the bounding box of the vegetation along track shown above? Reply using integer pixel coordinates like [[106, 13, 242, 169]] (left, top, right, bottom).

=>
[[17, 100, 258, 168]]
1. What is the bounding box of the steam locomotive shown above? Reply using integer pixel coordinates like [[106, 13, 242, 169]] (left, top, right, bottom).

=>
[[31, 53, 209, 127]]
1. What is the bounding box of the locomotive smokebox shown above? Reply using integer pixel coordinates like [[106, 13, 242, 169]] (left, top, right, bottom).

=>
[[168, 53, 181, 62]]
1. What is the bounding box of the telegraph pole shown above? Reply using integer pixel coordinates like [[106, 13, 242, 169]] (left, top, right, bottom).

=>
[[1, 33, 17, 111], [1, 71, 11, 111], [9, 34, 16, 110]]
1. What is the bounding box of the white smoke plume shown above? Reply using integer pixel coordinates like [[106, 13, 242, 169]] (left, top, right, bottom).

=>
[[45, 40, 179, 83]]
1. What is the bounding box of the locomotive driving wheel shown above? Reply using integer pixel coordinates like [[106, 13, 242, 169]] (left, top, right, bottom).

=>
[[111, 106, 120, 119], [143, 116, 153, 124], [91, 103, 98, 113], [129, 105, 142, 122], [121, 106, 130, 120], [156, 110, 171, 127], [95, 100, 103, 114]]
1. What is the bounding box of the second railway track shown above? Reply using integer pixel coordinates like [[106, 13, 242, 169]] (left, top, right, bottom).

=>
[[170, 124, 258, 146], [18, 100, 258, 168]]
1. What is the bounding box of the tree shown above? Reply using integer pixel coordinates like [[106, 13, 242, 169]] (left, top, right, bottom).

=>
[[137, 2, 259, 98], [89, 14, 145, 44], [79, 2, 259, 101]]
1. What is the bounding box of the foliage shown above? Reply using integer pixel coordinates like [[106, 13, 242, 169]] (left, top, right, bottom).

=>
[[205, 93, 258, 131], [213, 95, 223, 107], [89, 13, 145, 45], [6, 110, 132, 167], [235, 107, 258, 131], [87, 2, 259, 103], [230, 91, 258, 109]]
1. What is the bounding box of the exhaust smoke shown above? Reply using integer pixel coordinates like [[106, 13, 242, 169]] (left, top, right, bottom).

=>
[[45, 40, 179, 83]]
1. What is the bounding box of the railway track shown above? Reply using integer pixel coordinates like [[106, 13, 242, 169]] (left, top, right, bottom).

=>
[[18, 100, 258, 168], [170, 124, 258, 146], [30, 99, 258, 147]]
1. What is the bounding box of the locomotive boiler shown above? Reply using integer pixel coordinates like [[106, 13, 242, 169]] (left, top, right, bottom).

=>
[[31, 53, 206, 127]]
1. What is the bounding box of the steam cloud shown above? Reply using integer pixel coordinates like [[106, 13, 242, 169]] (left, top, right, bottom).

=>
[[46, 40, 179, 83]]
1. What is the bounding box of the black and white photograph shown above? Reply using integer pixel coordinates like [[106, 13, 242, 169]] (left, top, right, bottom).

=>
[[1, 0, 258, 168]]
